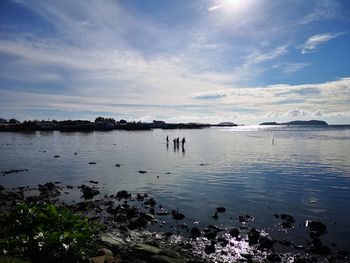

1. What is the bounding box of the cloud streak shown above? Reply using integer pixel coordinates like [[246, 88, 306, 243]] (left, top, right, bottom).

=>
[[300, 32, 345, 54]]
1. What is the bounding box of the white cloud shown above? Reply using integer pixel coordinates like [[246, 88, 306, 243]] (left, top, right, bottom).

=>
[[282, 63, 310, 75], [300, 0, 339, 25], [208, 4, 223, 12], [2, 77, 350, 124], [300, 32, 345, 54]]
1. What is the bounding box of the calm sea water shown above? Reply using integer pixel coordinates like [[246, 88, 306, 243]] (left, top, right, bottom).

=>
[[1, 126, 350, 250]]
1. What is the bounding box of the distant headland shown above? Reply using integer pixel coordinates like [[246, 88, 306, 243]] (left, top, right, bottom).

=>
[[260, 120, 328, 126]]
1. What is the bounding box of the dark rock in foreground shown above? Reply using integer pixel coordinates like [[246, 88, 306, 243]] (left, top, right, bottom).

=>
[[1, 169, 28, 176], [80, 184, 100, 199]]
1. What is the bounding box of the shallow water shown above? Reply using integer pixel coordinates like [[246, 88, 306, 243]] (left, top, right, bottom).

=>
[[1, 125, 350, 250]]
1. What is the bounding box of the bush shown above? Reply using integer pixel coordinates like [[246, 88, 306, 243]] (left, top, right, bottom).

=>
[[0, 203, 100, 263]]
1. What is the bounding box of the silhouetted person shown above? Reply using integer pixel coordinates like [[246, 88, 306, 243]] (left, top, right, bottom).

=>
[[166, 135, 169, 143], [182, 137, 186, 145], [176, 137, 180, 145]]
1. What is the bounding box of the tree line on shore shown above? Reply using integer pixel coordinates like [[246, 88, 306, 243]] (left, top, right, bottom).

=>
[[0, 117, 211, 132]]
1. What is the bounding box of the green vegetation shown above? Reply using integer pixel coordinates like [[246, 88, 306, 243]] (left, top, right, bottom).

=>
[[0, 203, 101, 263]]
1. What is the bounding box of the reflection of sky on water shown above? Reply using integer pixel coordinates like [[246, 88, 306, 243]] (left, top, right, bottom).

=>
[[0, 126, 350, 249]]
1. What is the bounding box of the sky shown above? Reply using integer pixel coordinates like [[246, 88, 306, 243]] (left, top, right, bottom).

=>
[[0, 0, 350, 124]]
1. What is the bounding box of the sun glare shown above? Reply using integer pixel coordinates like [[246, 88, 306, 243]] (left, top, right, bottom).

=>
[[224, 0, 253, 13]]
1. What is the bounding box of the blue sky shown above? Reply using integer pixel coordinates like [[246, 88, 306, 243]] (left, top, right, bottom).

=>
[[0, 0, 350, 124]]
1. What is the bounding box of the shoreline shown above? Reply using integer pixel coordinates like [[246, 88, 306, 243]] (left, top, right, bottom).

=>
[[0, 180, 348, 263]]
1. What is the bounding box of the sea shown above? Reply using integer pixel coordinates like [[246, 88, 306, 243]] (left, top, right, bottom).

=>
[[1, 125, 350, 251]]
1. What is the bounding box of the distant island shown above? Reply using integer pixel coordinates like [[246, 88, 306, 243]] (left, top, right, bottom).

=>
[[212, 122, 238, 127], [260, 120, 328, 126]]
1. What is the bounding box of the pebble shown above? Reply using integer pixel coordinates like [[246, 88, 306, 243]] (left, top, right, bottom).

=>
[[216, 206, 226, 213]]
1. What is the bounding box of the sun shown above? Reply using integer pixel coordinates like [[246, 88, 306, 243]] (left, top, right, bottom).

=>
[[224, 0, 253, 13]]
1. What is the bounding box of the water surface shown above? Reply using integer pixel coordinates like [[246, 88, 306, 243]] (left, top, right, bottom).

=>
[[1, 125, 350, 250]]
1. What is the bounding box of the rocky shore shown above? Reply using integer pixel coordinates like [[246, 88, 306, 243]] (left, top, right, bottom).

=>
[[0, 180, 349, 263]]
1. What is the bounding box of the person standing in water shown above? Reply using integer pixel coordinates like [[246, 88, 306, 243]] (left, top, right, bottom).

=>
[[166, 135, 169, 143], [181, 137, 186, 146]]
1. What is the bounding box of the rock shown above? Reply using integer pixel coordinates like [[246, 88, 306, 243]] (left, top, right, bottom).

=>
[[248, 228, 260, 245], [216, 207, 226, 213], [150, 255, 185, 263], [1, 169, 29, 176], [74, 201, 96, 211], [204, 231, 217, 240], [136, 193, 148, 201], [88, 255, 119, 263], [239, 214, 254, 223], [67, 185, 73, 189], [100, 233, 126, 249], [81, 185, 100, 199], [219, 238, 229, 247], [308, 221, 327, 237], [89, 256, 106, 263], [280, 214, 295, 223], [179, 223, 187, 229], [157, 208, 170, 216], [258, 237, 276, 250], [266, 253, 281, 262], [190, 227, 201, 238], [38, 182, 56, 192], [128, 217, 148, 229], [133, 243, 161, 255], [0, 185, 4, 191], [124, 206, 139, 219], [115, 164, 120, 167], [144, 198, 156, 207], [306, 238, 332, 255], [204, 243, 216, 254], [54, 155, 60, 158], [281, 221, 293, 229], [89, 180, 99, 184], [89, 162, 96, 165], [229, 228, 240, 238], [138, 170, 147, 174], [292, 243, 305, 250], [97, 248, 113, 256], [140, 212, 155, 221], [171, 210, 185, 220], [38, 182, 60, 197], [212, 212, 218, 220], [116, 190, 131, 199]]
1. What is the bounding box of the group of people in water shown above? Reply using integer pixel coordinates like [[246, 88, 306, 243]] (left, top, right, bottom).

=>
[[166, 135, 185, 147]]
